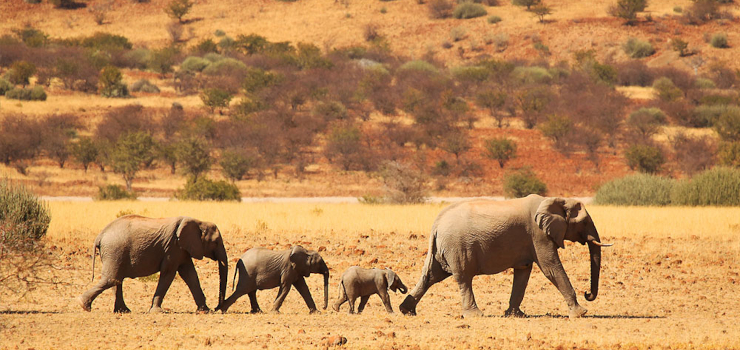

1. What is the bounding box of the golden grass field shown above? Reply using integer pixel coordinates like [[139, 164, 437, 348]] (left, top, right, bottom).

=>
[[2, 201, 740, 349]]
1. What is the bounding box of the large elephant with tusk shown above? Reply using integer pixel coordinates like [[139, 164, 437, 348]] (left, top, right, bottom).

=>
[[399, 195, 611, 319]]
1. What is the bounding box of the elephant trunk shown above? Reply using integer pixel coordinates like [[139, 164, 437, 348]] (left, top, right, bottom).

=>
[[399, 284, 408, 294], [585, 233, 602, 302], [215, 243, 228, 309], [320, 260, 329, 310]]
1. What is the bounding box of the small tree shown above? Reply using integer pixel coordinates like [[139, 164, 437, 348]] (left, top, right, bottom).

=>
[[625, 143, 665, 174], [325, 124, 362, 171], [512, 0, 541, 10], [111, 132, 156, 191], [99, 65, 128, 98], [475, 90, 507, 128], [176, 137, 212, 180], [504, 167, 547, 198], [539, 114, 573, 151], [7, 61, 36, 87], [165, 0, 194, 23], [220, 150, 253, 181], [672, 132, 716, 176], [200, 88, 233, 113], [441, 131, 471, 165], [609, 0, 648, 25], [671, 38, 690, 57], [531, 3, 552, 22], [378, 161, 428, 204], [484, 137, 517, 168], [70, 136, 98, 172]]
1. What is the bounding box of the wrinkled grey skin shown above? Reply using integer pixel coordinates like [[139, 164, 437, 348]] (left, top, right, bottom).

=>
[[399, 195, 606, 319], [217, 246, 330, 314], [332, 267, 408, 314], [77, 215, 228, 313]]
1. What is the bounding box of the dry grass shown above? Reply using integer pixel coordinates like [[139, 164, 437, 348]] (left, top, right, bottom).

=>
[[2, 202, 740, 349]]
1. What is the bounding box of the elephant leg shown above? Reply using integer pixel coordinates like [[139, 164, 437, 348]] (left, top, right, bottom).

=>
[[271, 284, 292, 313], [293, 278, 318, 313], [113, 283, 131, 313], [332, 291, 347, 312], [219, 287, 248, 313], [456, 274, 483, 318], [348, 296, 357, 314], [399, 255, 451, 316], [505, 264, 532, 318], [357, 296, 370, 314], [149, 270, 177, 313], [378, 289, 394, 314], [537, 256, 586, 319], [177, 261, 209, 312], [78, 277, 117, 311], [248, 291, 262, 313]]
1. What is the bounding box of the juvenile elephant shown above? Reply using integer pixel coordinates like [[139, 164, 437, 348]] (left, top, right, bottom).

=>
[[77, 215, 228, 313], [399, 195, 611, 319], [217, 246, 329, 313], [332, 267, 408, 314]]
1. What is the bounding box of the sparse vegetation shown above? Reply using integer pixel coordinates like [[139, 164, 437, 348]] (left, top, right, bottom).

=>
[[453, 2, 487, 19], [609, 0, 648, 25], [483, 137, 517, 168], [710, 32, 729, 48], [594, 173, 674, 206], [623, 37, 655, 58], [95, 184, 138, 201], [503, 167, 547, 198], [175, 177, 241, 201], [165, 0, 194, 23]]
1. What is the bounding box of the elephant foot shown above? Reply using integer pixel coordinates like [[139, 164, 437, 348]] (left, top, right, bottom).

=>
[[114, 306, 131, 313], [568, 305, 587, 319], [77, 296, 91, 312], [308, 309, 320, 315], [462, 308, 484, 318], [504, 307, 526, 318], [331, 303, 340, 312], [148, 306, 165, 314], [196, 305, 210, 314], [399, 295, 417, 316], [250, 309, 263, 314]]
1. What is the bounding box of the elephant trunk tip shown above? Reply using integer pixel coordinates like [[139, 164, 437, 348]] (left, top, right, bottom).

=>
[[584, 291, 597, 301]]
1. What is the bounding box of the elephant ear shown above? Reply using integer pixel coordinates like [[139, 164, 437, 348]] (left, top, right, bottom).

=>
[[176, 217, 204, 260], [386, 269, 398, 292], [534, 197, 567, 249], [289, 246, 310, 277]]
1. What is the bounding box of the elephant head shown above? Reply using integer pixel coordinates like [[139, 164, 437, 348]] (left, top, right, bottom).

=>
[[535, 198, 611, 302], [386, 269, 408, 294], [289, 245, 330, 310], [176, 217, 229, 310]]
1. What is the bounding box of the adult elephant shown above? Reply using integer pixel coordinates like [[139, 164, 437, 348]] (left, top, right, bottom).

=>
[[77, 215, 228, 313], [217, 246, 330, 314], [399, 195, 611, 319]]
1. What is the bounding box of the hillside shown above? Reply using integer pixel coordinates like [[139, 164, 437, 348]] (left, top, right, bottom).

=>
[[0, 0, 739, 198]]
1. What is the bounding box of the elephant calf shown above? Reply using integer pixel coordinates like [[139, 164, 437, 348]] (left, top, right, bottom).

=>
[[217, 246, 330, 314], [332, 267, 407, 314], [77, 215, 228, 313]]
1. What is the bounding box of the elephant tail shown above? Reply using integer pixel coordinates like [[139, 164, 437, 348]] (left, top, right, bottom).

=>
[[91, 235, 101, 282], [338, 279, 347, 301], [420, 228, 439, 287], [232, 259, 244, 292]]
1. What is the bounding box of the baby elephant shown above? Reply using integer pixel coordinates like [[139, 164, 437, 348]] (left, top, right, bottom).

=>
[[333, 267, 408, 314]]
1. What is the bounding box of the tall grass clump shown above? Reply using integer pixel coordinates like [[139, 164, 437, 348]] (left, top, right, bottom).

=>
[[0, 179, 51, 253], [594, 174, 675, 206], [453, 2, 488, 19], [671, 167, 740, 206]]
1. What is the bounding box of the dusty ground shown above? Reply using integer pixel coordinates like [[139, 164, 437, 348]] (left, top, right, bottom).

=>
[[1, 202, 739, 349]]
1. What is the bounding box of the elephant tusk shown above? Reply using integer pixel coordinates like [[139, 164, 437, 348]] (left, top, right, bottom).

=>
[[590, 240, 613, 247]]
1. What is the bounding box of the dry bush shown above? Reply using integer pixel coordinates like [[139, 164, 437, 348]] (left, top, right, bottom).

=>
[[95, 105, 155, 143], [614, 60, 654, 86], [377, 161, 428, 204], [671, 132, 717, 176], [428, 0, 454, 19], [0, 114, 43, 167]]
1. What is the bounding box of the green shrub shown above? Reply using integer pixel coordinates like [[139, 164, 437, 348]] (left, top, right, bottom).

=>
[[609, 0, 647, 24], [95, 184, 137, 201], [180, 56, 211, 72], [690, 104, 736, 128], [511, 66, 553, 84], [242, 68, 281, 94], [594, 174, 675, 206], [81, 32, 133, 51], [714, 106, 740, 141], [130, 79, 160, 93], [0, 78, 13, 95], [98, 65, 129, 98], [512, 0, 541, 10], [6, 61, 36, 87], [483, 137, 517, 168], [175, 177, 241, 201], [12, 26, 47, 48], [5, 87, 47, 101], [673, 6, 682, 13], [503, 167, 547, 198], [625, 144, 665, 174], [652, 77, 683, 102], [695, 78, 716, 89], [200, 88, 232, 112], [671, 167, 740, 206], [453, 2, 487, 19], [449, 26, 467, 42], [166, 0, 194, 23], [202, 58, 247, 76], [710, 33, 729, 48], [718, 142, 740, 167], [0, 179, 51, 252], [122, 48, 152, 69], [487, 15, 502, 23], [451, 66, 490, 82], [398, 60, 438, 73], [623, 38, 655, 58]]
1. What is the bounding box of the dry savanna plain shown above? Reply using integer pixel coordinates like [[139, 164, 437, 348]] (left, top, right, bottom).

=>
[[2, 202, 740, 349]]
